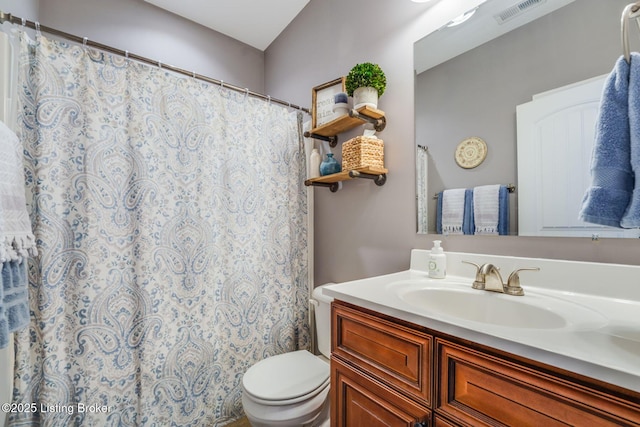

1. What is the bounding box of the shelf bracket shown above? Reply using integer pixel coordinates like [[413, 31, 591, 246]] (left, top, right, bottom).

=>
[[303, 131, 339, 147], [348, 170, 387, 186], [348, 109, 387, 132], [304, 180, 340, 192]]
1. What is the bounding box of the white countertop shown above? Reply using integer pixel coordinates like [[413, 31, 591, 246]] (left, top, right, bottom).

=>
[[322, 250, 640, 393]]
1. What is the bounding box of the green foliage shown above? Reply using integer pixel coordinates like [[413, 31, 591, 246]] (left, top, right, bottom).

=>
[[345, 62, 387, 97]]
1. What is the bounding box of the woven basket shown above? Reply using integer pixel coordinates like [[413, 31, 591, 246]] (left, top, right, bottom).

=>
[[341, 136, 384, 170]]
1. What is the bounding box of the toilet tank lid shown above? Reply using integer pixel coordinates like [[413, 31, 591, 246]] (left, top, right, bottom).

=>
[[242, 350, 329, 401]]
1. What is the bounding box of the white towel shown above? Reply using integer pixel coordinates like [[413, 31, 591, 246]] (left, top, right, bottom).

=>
[[442, 189, 466, 234], [473, 184, 500, 235], [416, 147, 428, 234], [0, 121, 36, 262]]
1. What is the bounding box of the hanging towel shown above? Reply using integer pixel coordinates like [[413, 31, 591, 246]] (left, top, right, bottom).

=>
[[436, 190, 473, 234], [579, 54, 635, 228], [436, 192, 443, 234], [0, 259, 29, 349], [416, 147, 429, 234], [498, 185, 510, 235], [0, 120, 37, 262], [441, 188, 466, 234], [473, 184, 501, 235], [463, 189, 475, 235], [621, 53, 640, 227]]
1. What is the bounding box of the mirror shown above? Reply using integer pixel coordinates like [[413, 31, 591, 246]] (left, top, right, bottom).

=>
[[415, 0, 640, 237]]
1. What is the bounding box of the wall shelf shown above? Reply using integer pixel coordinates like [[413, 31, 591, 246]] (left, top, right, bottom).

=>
[[304, 106, 386, 147], [305, 167, 388, 192]]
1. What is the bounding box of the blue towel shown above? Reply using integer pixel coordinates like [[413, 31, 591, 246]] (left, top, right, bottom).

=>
[[0, 260, 30, 349], [621, 53, 640, 227], [436, 190, 475, 235], [463, 189, 474, 235], [436, 192, 443, 234], [579, 54, 635, 227], [498, 185, 509, 235]]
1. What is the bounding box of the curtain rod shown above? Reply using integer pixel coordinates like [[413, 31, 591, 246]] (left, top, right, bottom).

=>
[[0, 11, 310, 114]]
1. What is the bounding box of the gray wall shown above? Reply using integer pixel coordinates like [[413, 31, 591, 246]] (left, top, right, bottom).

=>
[[417, 0, 627, 233], [0, 0, 38, 19], [35, 0, 265, 92], [266, 0, 640, 285], [265, 0, 475, 283]]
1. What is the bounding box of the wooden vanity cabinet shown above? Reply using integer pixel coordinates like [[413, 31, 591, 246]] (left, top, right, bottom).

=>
[[331, 300, 640, 427], [436, 339, 640, 427], [332, 356, 431, 426], [331, 302, 432, 426]]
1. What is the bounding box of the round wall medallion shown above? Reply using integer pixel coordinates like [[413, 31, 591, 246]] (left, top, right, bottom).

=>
[[454, 137, 487, 169]]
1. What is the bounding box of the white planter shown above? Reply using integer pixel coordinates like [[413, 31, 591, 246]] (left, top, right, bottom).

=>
[[353, 86, 378, 109]]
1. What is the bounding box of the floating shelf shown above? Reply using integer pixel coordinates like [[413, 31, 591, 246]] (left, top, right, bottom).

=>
[[305, 167, 388, 192], [304, 106, 386, 147]]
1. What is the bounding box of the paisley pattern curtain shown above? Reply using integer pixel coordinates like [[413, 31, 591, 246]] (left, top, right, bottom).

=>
[[10, 33, 308, 426]]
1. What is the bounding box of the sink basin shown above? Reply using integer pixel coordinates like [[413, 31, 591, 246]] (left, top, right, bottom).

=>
[[400, 288, 564, 329], [394, 284, 607, 331]]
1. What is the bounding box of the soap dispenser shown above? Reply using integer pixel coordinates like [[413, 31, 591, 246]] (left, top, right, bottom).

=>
[[429, 240, 446, 279]]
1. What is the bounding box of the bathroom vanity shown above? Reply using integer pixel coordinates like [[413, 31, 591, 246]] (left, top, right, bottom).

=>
[[324, 250, 640, 426]]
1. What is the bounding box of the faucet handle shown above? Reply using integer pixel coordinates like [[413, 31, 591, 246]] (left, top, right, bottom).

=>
[[505, 267, 540, 296], [462, 261, 485, 290]]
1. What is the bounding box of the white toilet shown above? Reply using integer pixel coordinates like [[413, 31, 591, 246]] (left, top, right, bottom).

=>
[[241, 284, 333, 427]]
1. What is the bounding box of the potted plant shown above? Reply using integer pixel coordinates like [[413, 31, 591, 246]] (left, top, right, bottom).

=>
[[345, 62, 386, 109]]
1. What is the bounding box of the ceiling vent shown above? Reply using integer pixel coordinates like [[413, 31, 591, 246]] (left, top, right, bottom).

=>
[[494, 0, 547, 24]]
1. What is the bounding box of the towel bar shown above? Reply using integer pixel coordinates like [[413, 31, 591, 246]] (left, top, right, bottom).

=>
[[622, 2, 640, 63], [433, 184, 515, 200]]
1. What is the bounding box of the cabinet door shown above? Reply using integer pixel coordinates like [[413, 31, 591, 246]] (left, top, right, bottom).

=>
[[436, 339, 640, 426], [333, 302, 432, 404], [332, 356, 431, 427]]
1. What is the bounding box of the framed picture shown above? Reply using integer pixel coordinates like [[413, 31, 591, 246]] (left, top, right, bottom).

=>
[[312, 77, 346, 129]]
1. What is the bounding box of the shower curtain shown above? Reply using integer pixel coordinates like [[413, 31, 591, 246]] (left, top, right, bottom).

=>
[[9, 32, 309, 427]]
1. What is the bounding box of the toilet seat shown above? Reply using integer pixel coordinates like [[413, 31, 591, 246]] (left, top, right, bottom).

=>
[[242, 350, 330, 405]]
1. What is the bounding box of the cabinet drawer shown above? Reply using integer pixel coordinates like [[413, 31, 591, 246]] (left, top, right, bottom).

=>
[[332, 302, 432, 404], [433, 415, 457, 427], [332, 356, 431, 427], [436, 339, 640, 427]]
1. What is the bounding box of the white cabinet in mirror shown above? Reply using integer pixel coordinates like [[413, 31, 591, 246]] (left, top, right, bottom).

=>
[[414, 0, 640, 237], [517, 75, 640, 238]]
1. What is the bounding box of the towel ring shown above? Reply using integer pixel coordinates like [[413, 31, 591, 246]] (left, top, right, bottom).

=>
[[622, 2, 640, 63]]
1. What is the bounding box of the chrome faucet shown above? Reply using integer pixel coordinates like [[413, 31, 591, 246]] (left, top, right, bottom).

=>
[[479, 263, 504, 293], [504, 268, 540, 296], [462, 261, 539, 296]]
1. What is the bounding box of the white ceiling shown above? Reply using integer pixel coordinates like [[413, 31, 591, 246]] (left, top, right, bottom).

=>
[[414, 0, 575, 74], [144, 0, 310, 51]]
